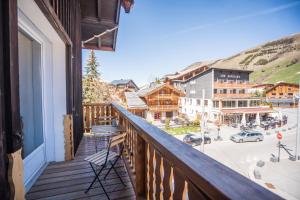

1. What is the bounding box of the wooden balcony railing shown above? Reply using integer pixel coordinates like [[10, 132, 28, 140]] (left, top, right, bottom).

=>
[[214, 82, 256, 89], [82, 103, 281, 199], [82, 103, 113, 132], [214, 93, 253, 99], [148, 105, 179, 111]]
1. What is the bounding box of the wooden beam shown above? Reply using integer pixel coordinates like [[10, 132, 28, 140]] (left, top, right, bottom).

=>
[[2, 0, 22, 154], [0, 1, 10, 198], [97, 0, 102, 21]]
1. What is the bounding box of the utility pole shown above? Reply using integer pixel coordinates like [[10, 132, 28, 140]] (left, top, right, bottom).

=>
[[296, 79, 300, 160], [201, 89, 205, 152]]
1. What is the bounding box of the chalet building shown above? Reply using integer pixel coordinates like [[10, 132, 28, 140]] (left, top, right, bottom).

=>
[[124, 83, 184, 121], [248, 83, 274, 94], [167, 66, 274, 124], [111, 79, 139, 91], [124, 92, 148, 118], [0, 0, 282, 199], [266, 82, 299, 107]]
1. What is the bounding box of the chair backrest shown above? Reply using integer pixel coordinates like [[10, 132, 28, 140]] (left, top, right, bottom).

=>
[[109, 132, 127, 149], [102, 132, 127, 165]]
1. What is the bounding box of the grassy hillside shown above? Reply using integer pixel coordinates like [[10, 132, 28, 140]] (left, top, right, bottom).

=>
[[167, 33, 300, 84], [250, 61, 300, 84], [264, 62, 300, 84]]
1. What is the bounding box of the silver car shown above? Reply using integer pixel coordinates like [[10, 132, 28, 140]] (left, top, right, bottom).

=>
[[230, 131, 264, 143]]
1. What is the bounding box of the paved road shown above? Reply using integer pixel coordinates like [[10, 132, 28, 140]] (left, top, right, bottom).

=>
[[174, 108, 299, 199], [196, 132, 296, 177]]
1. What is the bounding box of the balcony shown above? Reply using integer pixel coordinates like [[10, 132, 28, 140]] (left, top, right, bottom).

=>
[[76, 103, 280, 199], [214, 81, 256, 89], [214, 93, 253, 99], [148, 105, 179, 111], [156, 94, 174, 99], [26, 135, 135, 200]]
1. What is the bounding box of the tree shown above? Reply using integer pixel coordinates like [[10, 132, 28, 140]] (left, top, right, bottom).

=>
[[154, 77, 161, 84], [84, 50, 100, 78], [82, 50, 111, 103]]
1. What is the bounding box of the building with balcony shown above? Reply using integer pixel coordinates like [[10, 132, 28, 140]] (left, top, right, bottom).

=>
[[166, 65, 273, 124], [123, 83, 184, 121], [266, 82, 299, 107]]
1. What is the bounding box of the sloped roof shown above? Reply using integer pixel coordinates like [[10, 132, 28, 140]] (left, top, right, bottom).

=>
[[266, 82, 299, 93], [165, 60, 253, 81], [124, 92, 148, 109], [137, 83, 184, 97], [111, 79, 139, 90], [137, 83, 165, 97], [111, 79, 132, 85]]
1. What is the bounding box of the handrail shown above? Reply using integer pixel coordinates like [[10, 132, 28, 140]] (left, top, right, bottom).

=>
[[111, 102, 281, 200]]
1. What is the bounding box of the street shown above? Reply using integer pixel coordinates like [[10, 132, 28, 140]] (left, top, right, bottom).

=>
[[174, 108, 300, 199]]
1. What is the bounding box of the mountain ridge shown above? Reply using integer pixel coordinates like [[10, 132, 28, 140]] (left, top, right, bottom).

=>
[[173, 33, 300, 84]]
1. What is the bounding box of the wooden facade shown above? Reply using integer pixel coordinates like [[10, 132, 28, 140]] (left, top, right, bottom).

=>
[[142, 84, 183, 112], [266, 82, 299, 99]]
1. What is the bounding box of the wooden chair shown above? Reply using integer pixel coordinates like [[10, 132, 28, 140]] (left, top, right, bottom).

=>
[[84, 132, 127, 199]]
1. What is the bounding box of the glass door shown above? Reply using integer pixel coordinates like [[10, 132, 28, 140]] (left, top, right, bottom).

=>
[[18, 31, 45, 188]]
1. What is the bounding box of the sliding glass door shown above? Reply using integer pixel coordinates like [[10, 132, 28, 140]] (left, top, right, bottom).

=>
[[18, 30, 45, 188]]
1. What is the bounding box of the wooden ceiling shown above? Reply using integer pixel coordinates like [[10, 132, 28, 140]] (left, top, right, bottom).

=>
[[80, 0, 123, 51]]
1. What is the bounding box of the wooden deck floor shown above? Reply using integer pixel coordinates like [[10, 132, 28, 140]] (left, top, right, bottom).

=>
[[26, 136, 135, 200]]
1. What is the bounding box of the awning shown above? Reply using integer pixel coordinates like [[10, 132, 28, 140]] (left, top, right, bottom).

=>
[[221, 107, 273, 114]]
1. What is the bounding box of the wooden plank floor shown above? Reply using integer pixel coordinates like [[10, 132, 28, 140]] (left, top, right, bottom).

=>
[[26, 136, 135, 200]]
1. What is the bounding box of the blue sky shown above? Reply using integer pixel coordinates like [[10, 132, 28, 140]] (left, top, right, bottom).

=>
[[82, 0, 300, 86]]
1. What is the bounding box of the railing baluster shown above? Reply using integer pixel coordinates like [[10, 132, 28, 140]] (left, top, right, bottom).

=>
[[95, 105, 100, 125], [162, 158, 172, 200], [155, 151, 162, 199], [91, 105, 95, 126], [135, 133, 146, 197], [173, 167, 186, 199], [148, 145, 154, 200], [85, 105, 90, 132]]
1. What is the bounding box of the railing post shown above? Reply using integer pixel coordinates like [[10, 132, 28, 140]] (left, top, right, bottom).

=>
[[135, 133, 146, 198]]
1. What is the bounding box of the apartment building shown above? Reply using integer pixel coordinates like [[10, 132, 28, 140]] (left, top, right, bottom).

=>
[[167, 66, 273, 124]]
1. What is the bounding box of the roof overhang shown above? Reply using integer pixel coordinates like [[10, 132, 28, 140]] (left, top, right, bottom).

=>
[[80, 0, 132, 51]]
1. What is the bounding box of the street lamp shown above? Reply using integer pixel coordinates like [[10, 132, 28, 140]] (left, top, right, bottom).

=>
[[295, 72, 300, 160]]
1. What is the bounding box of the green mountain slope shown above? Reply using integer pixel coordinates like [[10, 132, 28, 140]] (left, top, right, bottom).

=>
[[167, 33, 300, 84], [251, 62, 300, 84]]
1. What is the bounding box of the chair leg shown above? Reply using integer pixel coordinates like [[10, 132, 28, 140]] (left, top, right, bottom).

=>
[[104, 159, 126, 187], [95, 171, 111, 200], [103, 157, 119, 180], [111, 162, 126, 186], [85, 163, 104, 193]]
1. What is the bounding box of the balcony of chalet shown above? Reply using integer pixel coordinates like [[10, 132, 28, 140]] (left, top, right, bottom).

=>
[[27, 103, 282, 200]]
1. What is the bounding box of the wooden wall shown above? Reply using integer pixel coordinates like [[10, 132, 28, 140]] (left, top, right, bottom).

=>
[[266, 84, 299, 99]]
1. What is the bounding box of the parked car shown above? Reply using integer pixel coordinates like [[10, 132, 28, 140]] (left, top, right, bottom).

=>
[[183, 133, 211, 146], [231, 123, 238, 128], [240, 124, 251, 131], [230, 131, 264, 143]]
